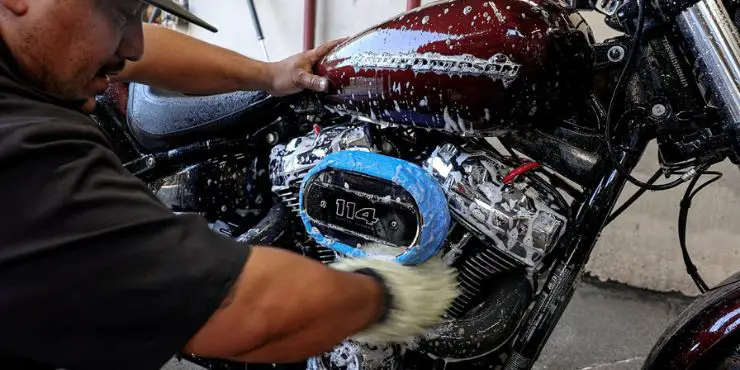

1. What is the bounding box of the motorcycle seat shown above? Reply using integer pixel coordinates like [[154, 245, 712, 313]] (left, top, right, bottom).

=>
[[126, 82, 276, 151]]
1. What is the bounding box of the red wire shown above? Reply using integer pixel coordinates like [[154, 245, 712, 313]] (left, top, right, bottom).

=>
[[502, 162, 541, 184]]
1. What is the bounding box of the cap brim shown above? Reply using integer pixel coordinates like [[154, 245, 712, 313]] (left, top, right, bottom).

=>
[[142, 0, 218, 33]]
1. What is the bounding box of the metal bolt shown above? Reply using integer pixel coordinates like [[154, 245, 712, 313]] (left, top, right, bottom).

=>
[[651, 104, 668, 117], [607, 46, 625, 63], [146, 157, 156, 167], [266, 132, 278, 145], [390, 220, 399, 229]]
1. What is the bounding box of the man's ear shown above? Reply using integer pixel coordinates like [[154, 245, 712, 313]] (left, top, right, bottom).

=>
[[0, 0, 28, 15]]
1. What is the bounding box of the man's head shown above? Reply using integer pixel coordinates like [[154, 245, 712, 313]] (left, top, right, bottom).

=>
[[0, 0, 147, 104]]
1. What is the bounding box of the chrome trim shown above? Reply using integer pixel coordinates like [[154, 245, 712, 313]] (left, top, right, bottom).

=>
[[677, 0, 740, 124]]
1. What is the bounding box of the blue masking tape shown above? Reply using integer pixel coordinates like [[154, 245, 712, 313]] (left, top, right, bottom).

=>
[[299, 151, 451, 265]]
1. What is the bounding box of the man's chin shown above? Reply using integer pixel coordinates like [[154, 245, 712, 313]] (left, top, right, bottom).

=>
[[76, 76, 111, 113], [79, 97, 97, 113]]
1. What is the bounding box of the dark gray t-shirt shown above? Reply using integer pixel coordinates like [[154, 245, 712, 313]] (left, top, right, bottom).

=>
[[0, 40, 250, 369]]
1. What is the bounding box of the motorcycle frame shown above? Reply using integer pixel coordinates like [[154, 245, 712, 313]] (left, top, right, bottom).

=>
[[89, 0, 740, 368]]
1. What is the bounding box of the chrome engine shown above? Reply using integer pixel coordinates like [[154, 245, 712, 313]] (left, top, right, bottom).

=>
[[425, 143, 567, 268], [269, 125, 568, 368], [269, 125, 375, 263], [270, 125, 374, 215], [423, 144, 567, 317]]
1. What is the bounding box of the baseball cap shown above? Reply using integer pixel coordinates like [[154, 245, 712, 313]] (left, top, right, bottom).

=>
[[142, 0, 218, 32]]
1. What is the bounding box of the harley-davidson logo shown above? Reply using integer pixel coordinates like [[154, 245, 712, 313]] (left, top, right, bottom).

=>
[[337, 52, 522, 87]]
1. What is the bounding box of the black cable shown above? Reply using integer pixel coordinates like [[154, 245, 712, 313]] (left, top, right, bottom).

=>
[[605, 168, 663, 226], [589, 0, 611, 16], [678, 170, 723, 293], [603, 0, 693, 191]]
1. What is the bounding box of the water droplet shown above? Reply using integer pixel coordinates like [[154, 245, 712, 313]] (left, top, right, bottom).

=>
[[464, 5, 473, 15], [422, 15, 430, 24], [444, 8, 450, 14]]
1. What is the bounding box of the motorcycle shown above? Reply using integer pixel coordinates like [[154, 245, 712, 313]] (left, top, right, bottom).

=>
[[91, 0, 740, 369]]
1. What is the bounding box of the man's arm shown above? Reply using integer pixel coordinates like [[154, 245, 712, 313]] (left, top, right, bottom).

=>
[[183, 247, 385, 363], [115, 24, 343, 96]]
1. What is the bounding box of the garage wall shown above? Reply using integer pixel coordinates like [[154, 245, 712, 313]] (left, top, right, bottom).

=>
[[187, 1, 621, 59], [185, 0, 740, 296], [188, 0, 430, 61]]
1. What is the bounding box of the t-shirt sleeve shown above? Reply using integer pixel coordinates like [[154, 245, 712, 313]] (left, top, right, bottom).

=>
[[0, 118, 251, 370]]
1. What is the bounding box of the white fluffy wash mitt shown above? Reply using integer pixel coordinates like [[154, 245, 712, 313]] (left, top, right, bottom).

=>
[[330, 255, 459, 344]]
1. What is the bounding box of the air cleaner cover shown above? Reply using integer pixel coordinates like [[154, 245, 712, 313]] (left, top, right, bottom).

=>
[[299, 151, 451, 265]]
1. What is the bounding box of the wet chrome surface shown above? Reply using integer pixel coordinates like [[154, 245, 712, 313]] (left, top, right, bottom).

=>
[[678, 0, 740, 124]]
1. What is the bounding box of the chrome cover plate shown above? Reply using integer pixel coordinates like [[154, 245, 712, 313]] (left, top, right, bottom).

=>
[[269, 125, 374, 212], [307, 341, 400, 370], [423, 143, 567, 267]]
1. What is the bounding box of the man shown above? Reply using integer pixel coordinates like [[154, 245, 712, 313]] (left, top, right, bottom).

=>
[[0, 1, 458, 370]]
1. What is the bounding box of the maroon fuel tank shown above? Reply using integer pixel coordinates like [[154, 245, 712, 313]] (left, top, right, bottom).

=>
[[316, 0, 594, 136]]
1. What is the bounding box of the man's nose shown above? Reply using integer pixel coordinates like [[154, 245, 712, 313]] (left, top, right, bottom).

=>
[[117, 22, 145, 62]]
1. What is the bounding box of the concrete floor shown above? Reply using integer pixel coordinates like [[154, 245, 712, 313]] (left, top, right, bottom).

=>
[[162, 280, 691, 370], [534, 280, 690, 370]]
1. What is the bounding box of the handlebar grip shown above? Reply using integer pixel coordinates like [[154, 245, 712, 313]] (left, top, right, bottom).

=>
[[246, 0, 265, 41]]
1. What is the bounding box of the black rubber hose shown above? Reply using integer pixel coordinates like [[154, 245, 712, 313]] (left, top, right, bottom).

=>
[[246, 0, 265, 41], [236, 202, 291, 246], [678, 171, 722, 293]]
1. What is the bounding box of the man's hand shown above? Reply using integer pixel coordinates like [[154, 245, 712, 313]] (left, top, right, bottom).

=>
[[266, 38, 347, 97]]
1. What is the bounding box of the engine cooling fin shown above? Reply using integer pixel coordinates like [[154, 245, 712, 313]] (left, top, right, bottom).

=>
[[449, 244, 522, 317], [315, 245, 338, 264], [274, 181, 303, 214]]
